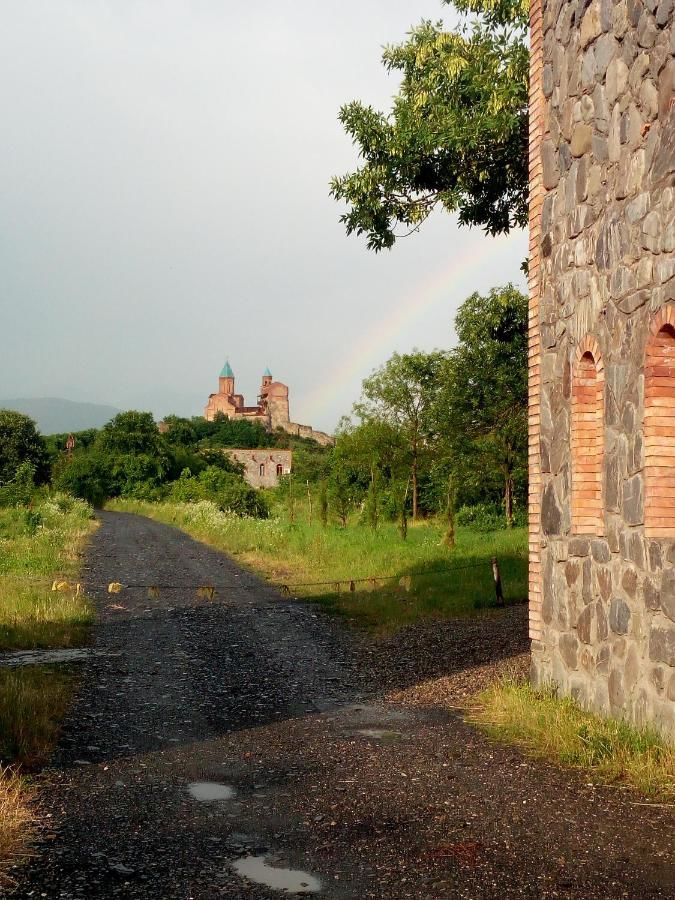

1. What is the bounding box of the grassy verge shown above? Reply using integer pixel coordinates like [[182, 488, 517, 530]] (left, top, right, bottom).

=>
[[109, 498, 528, 632], [475, 680, 675, 800], [0, 494, 96, 651], [0, 494, 96, 886]]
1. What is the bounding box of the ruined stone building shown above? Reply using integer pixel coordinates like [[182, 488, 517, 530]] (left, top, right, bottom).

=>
[[224, 449, 292, 489], [529, 0, 675, 734], [204, 361, 333, 446]]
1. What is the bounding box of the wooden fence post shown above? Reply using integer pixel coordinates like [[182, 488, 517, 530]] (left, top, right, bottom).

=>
[[492, 557, 504, 607]]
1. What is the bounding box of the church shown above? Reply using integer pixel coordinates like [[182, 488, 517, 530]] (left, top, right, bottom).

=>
[[204, 360, 333, 446]]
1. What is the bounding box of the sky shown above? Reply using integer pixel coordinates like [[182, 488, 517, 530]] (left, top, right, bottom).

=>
[[0, 1, 527, 433]]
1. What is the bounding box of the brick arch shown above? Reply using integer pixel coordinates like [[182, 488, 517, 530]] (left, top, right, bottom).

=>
[[571, 336, 605, 535], [645, 304, 675, 538]]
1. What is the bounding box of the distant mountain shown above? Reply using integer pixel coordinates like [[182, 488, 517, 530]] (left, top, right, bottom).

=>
[[0, 398, 121, 435]]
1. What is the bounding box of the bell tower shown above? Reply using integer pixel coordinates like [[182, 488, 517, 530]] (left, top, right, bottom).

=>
[[219, 360, 235, 396]]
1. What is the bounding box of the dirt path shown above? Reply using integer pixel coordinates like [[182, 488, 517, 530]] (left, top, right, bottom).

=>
[[10, 512, 674, 899]]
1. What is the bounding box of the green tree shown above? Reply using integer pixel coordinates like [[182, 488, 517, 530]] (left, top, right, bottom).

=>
[[0, 410, 49, 486], [331, 0, 528, 250], [436, 284, 527, 526], [97, 411, 165, 456], [355, 351, 446, 521]]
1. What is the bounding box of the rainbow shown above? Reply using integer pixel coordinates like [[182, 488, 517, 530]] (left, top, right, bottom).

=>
[[301, 230, 526, 424]]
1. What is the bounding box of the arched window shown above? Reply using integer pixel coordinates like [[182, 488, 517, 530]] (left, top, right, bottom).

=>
[[259, 463, 265, 477], [571, 337, 604, 535], [645, 306, 675, 537], [276, 464, 283, 476]]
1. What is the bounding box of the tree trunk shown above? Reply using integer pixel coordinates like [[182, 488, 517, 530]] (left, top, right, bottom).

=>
[[504, 472, 514, 528], [411, 458, 418, 522]]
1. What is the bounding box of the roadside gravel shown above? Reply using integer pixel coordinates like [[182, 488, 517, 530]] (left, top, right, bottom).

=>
[[9, 512, 674, 899]]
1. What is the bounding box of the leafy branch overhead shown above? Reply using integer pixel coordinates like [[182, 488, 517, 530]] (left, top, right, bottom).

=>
[[330, 0, 529, 250]]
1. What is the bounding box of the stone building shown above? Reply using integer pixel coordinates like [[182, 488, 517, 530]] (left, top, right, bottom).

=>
[[224, 448, 292, 489], [529, 0, 675, 734], [204, 361, 333, 446]]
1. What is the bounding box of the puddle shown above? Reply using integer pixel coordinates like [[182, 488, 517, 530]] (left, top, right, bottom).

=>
[[0, 648, 121, 668], [187, 782, 236, 802], [232, 856, 321, 894], [355, 728, 403, 743]]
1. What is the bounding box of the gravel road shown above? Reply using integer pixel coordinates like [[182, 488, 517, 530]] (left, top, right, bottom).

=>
[[9, 512, 675, 899]]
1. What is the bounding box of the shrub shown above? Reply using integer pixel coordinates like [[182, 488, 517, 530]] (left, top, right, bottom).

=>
[[169, 467, 268, 518], [0, 463, 37, 508], [456, 502, 526, 531]]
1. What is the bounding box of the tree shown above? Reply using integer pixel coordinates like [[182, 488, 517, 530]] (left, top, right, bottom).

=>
[[0, 410, 49, 486], [435, 284, 527, 526], [97, 411, 165, 456], [355, 351, 446, 521], [331, 0, 528, 250]]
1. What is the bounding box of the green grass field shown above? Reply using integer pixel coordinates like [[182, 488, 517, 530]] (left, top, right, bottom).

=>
[[0, 495, 96, 651], [110, 498, 528, 632]]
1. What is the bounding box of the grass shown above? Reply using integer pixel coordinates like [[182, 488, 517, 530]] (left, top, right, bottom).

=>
[[0, 493, 96, 885], [475, 679, 675, 800], [0, 494, 96, 651], [109, 497, 528, 632]]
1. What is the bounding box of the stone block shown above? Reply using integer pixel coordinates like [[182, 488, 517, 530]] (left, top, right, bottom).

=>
[[608, 667, 625, 708], [597, 566, 613, 601], [648, 541, 662, 572], [569, 537, 591, 557], [649, 622, 675, 666], [610, 597, 632, 634], [621, 567, 638, 597], [613, 0, 630, 37], [668, 671, 675, 702], [625, 192, 650, 224], [581, 1, 603, 47], [656, 0, 672, 24], [618, 289, 650, 314], [560, 633, 580, 670], [661, 569, 675, 623], [637, 9, 658, 47], [591, 539, 611, 563], [622, 475, 643, 526], [645, 577, 661, 611], [571, 124, 593, 158], [650, 665, 666, 694], [624, 644, 640, 693], [542, 139, 561, 190], [542, 481, 563, 536]]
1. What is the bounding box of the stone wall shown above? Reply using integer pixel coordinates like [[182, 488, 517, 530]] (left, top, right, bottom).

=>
[[531, 0, 675, 735], [224, 449, 292, 489]]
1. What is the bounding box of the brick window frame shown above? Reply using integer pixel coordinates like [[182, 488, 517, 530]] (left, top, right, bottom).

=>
[[571, 336, 605, 536], [645, 304, 675, 538]]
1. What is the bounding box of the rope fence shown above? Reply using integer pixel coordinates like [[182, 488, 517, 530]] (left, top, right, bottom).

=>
[[0, 557, 507, 605]]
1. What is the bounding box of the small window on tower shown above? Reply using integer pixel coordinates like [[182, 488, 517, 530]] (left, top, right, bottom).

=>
[[259, 463, 265, 477], [276, 464, 283, 476]]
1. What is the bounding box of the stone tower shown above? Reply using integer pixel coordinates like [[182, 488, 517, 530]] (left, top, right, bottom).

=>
[[529, 0, 675, 735]]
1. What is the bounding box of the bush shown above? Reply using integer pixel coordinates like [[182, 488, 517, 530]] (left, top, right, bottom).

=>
[[456, 503, 506, 532], [168, 467, 268, 518], [0, 463, 36, 508]]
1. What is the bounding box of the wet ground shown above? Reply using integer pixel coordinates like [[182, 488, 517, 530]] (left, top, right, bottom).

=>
[[8, 512, 675, 899]]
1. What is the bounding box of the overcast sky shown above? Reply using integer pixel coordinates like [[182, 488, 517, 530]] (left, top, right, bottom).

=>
[[0, 1, 527, 432]]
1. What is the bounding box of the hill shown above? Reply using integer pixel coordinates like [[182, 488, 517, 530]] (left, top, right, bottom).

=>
[[0, 398, 121, 435]]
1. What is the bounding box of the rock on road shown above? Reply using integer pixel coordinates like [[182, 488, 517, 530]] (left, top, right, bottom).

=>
[[10, 512, 675, 899]]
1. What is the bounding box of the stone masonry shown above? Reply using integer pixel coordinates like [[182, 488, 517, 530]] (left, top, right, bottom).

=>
[[530, 0, 675, 735], [224, 449, 292, 489]]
